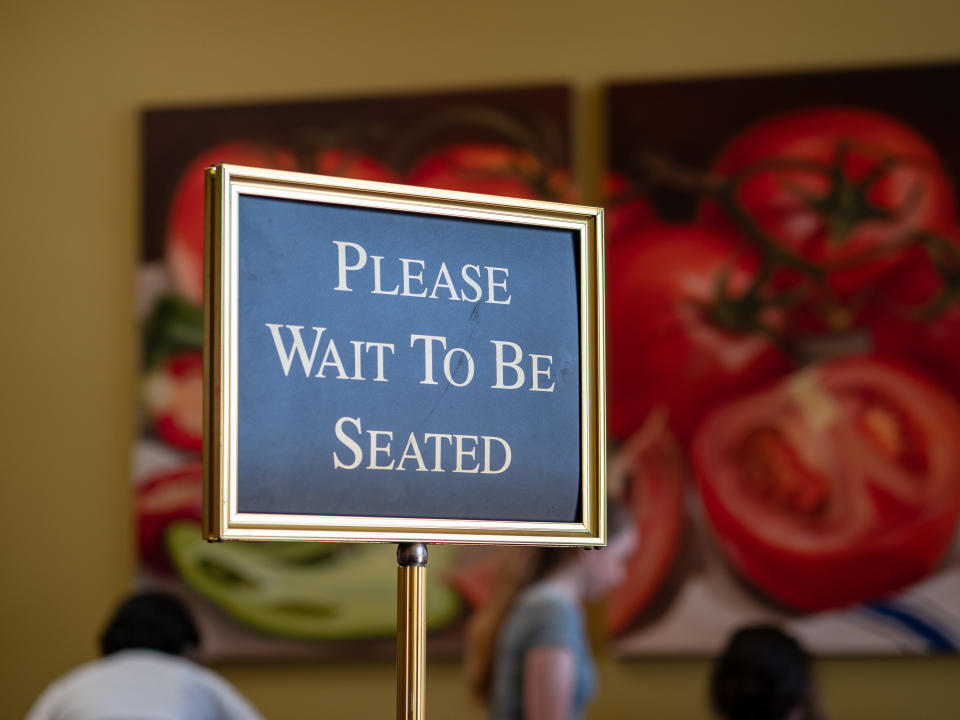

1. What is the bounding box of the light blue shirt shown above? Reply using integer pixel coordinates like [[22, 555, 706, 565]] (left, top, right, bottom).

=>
[[490, 584, 596, 720]]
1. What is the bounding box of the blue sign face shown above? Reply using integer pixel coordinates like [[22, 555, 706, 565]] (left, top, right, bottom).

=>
[[236, 195, 582, 522]]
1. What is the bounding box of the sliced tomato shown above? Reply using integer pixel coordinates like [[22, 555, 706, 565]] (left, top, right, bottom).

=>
[[165, 141, 298, 305], [143, 351, 203, 451], [606, 224, 789, 442], [699, 107, 956, 297], [606, 411, 686, 634], [405, 142, 574, 201], [136, 464, 203, 573], [691, 357, 960, 611]]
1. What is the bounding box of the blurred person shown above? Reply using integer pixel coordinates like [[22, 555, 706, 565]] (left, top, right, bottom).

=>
[[466, 503, 637, 720], [26, 591, 264, 720], [711, 624, 827, 720]]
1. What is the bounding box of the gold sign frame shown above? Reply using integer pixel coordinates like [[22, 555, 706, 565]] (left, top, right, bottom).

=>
[[203, 164, 606, 546]]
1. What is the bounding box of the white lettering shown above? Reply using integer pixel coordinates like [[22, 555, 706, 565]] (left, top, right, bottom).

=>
[[328, 241, 508, 303], [411, 334, 447, 385], [400, 258, 428, 297], [333, 241, 366, 291], [350, 340, 364, 380], [460, 264, 483, 303], [453, 434, 480, 473], [316, 339, 348, 379], [333, 416, 362, 469], [365, 342, 395, 382], [491, 340, 524, 389], [443, 347, 475, 387], [429, 262, 460, 301], [423, 433, 454, 472], [367, 430, 394, 470], [530, 354, 555, 392], [266, 324, 325, 377], [486, 267, 511, 305], [371, 255, 400, 295], [333, 419, 511, 474], [482, 436, 512, 474], [396, 433, 428, 472]]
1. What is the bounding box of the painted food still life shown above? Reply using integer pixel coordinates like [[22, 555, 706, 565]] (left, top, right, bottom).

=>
[[137, 85, 575, 660], [603, 63, 960, 654], [138, 66, 960, 660]]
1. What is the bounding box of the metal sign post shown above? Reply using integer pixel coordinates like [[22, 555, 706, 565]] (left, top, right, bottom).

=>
[[396, 543, 428, 720]]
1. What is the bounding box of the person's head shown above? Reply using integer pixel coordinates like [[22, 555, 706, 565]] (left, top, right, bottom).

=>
[[99, 591, 200, 657], [526, 497, 636, 596], [711, 625, 818, 720], [527, 499, 636, 600], [465, 499, 635, 702]]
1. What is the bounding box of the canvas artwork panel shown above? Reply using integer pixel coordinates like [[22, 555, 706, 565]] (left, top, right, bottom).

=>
[[137, 85, 575, 660], [137, 66, 960, 661], [603, 63, 960, 655]]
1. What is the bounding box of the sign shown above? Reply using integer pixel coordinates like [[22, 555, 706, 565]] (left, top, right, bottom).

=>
[[204, 165, 605, 545]]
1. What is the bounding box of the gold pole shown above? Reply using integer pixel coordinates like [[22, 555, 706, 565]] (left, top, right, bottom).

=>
[[396, 543, 427, 720]]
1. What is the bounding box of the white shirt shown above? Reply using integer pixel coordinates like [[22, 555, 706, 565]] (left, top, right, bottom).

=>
[[26, 649, 264, 720]]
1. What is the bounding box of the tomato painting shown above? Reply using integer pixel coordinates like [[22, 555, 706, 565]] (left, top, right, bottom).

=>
[[691, 357, 960, 611], [604, 172, 657, 247], [606, 411, 686, 634], [165, 141, 298, 305], [870, 239, 960, 400], [606, 224, 789, 442], [699, 108, 956, 297], [136, 464, 203, 573], [140, 89, 584, 659], [143, 350, 203, 451], [315, 148, 399, 184], [138, 76, 960, 655], [602, 69, 960, 653], [405, 142, 573, 201]]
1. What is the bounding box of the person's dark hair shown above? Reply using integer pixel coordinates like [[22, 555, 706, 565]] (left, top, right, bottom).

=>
[[710, 625, 813, 720], [99, 591, 200, 657]]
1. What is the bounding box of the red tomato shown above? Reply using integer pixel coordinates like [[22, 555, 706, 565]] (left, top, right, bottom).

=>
[[604, 172, 657, 247], [870, 241, 960, 400], [143, 351, 203, 451], [315, 148, 398, 184], [606, 411, 686, 634], [699, 107, 956, 296], [405, 143, 575, 201], [606, 224, 789, 442], [691, 357, 960, 611], [136, 464, 203, 572], [165, 141, 298, 304]]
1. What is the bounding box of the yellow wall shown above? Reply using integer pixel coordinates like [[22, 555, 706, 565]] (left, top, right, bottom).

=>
[[2, 1, 959, 717]]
